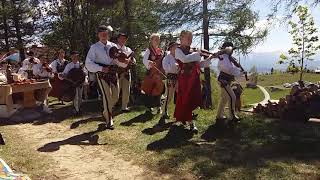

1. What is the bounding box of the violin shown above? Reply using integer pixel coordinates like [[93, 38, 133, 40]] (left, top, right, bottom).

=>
[[109, 46, 131, 65], [29, 57, 38, 64], [229, 56, 248, 81], [42, 63, 52, 73]]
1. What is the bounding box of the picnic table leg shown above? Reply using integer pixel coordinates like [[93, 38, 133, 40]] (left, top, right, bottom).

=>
[[23, 90, 36, 108], [5, 94, 14, 116]]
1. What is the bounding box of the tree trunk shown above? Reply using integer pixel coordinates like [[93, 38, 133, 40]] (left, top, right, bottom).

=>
[[202, 0, 213, 108], [300, 20, 305, 84], [124, 0, 131, 38], [11, 0, 25, 60], [1, 0, 10, 51]]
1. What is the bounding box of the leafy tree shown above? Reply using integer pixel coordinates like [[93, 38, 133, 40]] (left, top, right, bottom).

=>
[[0, 0, 39, 60], [279, 5, 320, 81]]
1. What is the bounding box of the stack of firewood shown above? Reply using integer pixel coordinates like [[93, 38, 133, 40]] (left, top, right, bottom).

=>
[[253, 84, 320, 122]]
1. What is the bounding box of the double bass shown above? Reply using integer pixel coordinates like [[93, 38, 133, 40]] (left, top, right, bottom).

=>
[[141, 47, 165, 96]]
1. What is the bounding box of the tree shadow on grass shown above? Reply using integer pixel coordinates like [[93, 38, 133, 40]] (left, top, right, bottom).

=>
[[37, 124, 108, 152], [148, 117, 320, 178]]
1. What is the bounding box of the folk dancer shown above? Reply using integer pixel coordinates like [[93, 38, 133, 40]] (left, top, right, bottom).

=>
[[18, 51, 40, 78], [59, 51, 84, 114], [32, 55, 54, 113], [174, 30, 217, 133], [115, 33, 136, 112], [159, 42, 179, 125], [216, 42, 246, 125], [142, 33, 165, 115], [85, 25, 119, 130]]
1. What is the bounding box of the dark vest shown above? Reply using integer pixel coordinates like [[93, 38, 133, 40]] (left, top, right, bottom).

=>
[[56, 60, 68, 73], [177, 46, 198, 75]]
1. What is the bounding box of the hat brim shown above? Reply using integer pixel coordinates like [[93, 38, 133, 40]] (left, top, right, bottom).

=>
[[167, 43, 180, 51]]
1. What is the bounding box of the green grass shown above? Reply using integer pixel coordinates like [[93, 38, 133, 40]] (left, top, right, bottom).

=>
[[242, 87, 264, 105], [259, 73, 320, 87], [1, 73, 319, 179], [266, 87, 291, 100], [0, 128, 52, 179]]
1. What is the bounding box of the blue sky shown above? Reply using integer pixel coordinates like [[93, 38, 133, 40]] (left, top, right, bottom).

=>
[[252, 0, 320, 52]]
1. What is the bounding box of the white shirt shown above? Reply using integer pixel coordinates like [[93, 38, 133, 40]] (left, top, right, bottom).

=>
[[175, 48, 211, 68], [114, 44, 136, 68], [85, 41, 116, 73], [162, 53, 179, 74], [50, 58, 67, 73], [218, 54, 241, 77], [32, 63, 54, 78], [142, 48, 152, 70], [21, 57, 40, 71], [63, 61, 81, 75]]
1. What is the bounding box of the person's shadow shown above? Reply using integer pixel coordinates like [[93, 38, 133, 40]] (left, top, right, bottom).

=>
[[37, 124, 107, 152], [147, 125, 197, 151], [120, 112, 154, 126], [142, 122, 174, 135]]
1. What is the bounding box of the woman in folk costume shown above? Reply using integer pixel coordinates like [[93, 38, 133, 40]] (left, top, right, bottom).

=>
[[142, 33, 165, 115], [174, 30, 219, 133], [158, 42, 179, 125], [216, 42, 246, 126]]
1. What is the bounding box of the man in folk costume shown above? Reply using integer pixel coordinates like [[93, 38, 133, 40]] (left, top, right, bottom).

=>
[[115, 33, 136, 112], [18, 51, 40, 78], [174, 30, 218, 133], [86, 25, 118, 130], [32, 54, 53, 113], [50, 49, 68, 74], [158, 42, 179, 125], [216, 42, 246, 125], [59, 51, 84, 114], [142, 33, 165, 115]]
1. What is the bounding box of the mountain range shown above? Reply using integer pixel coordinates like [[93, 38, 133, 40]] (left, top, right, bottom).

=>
[[211, 51, 320, 73]]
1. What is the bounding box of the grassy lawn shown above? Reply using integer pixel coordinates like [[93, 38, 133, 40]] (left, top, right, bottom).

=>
[[242, 87, 264, 105], [0, 128, 52, 179], [266, 87, 291, 100], [258, 73, 320, 87], [1, 74, 319, 179], [70, 103, 320, 179]]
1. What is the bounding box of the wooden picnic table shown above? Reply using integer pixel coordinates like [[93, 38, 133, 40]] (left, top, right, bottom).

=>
[[0, 80, 51, 118]]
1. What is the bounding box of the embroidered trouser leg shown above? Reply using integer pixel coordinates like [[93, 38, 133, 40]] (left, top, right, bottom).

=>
[[161, 81, 176, 115], [73, 86, 83, 112], [119, 73, 130, 110], [96, 74, 119, 125], [217, 83, 236, 119]]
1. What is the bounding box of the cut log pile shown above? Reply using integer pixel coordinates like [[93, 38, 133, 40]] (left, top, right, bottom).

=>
[[253, 83, 320, 122]]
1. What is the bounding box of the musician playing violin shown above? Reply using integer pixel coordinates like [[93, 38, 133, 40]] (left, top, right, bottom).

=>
[[216, 42, 247, 126], [115, 32, 136, 113], [59, 51, 85, 115], [32, 55, 54, 79], [85, 25, 118, 130], [174, 30, 219, 133], [32, 54, 53, 114], [18, 51, 40, 79], [142, 33, 164, 115]]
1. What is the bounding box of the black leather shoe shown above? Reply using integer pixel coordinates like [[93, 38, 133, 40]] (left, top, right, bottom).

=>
[[106, 123, 115, 130], [158, 117, 166, 126], [215, 118, 226, 127], [121, 108, 130, 113], [190, 123, 198, 134]]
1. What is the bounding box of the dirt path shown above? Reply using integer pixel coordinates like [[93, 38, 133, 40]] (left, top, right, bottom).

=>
[[4, 122, 171, 180]]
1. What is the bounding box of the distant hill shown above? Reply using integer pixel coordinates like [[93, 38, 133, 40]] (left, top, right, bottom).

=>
[[211, 51, 320, 73]]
